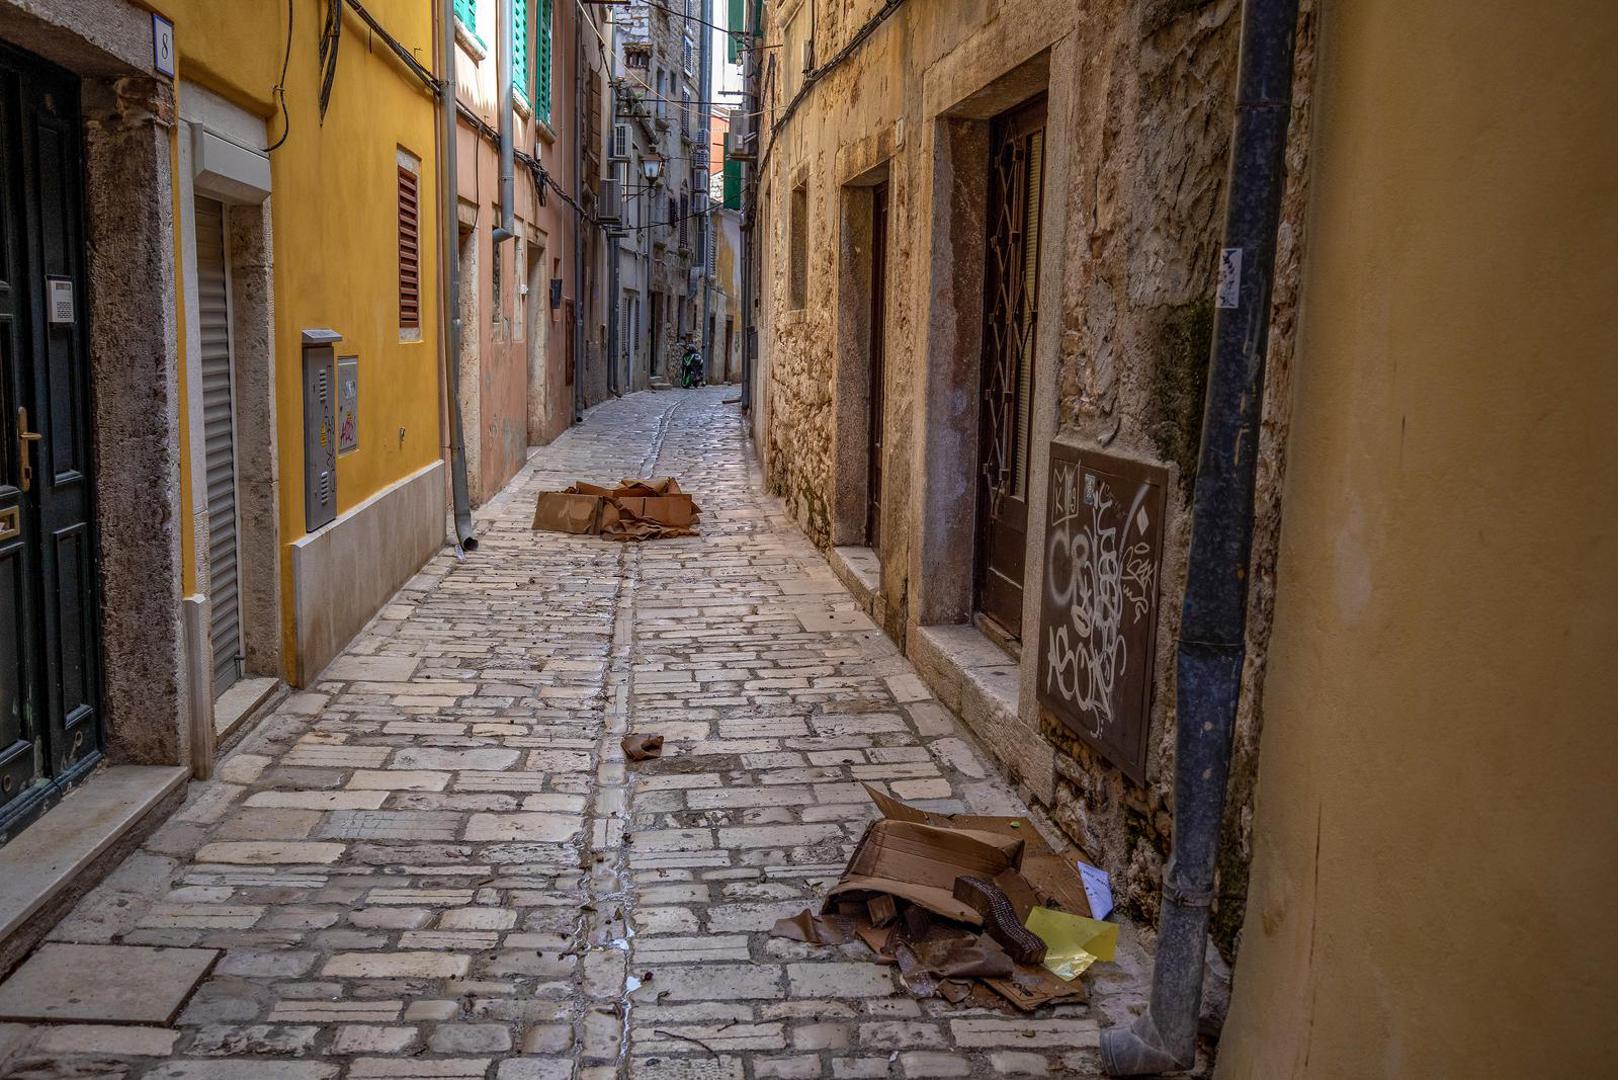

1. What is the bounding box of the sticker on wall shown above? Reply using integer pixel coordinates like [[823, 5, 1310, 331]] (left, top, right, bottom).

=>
[[1216, 247, 1242, 309], [337, 356, 359, 455]]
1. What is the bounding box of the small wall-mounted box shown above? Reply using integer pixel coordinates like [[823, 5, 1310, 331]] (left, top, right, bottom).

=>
[[301, 329, 341, 531]]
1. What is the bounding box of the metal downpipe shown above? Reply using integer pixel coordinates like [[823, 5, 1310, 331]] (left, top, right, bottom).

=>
[[439, 0, 477, 551], [1098, 0, 1299, 1073], [571, 2, 586, 418], [493, 0, 516, 244]]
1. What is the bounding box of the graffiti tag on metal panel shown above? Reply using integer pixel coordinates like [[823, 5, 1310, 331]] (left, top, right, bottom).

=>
[[1036, 443, 1168, 784]]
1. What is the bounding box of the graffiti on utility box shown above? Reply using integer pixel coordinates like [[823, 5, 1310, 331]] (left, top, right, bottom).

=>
[[1037, 443, 1168, 784]]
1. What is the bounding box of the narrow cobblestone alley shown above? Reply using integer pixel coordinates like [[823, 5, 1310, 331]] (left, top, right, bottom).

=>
[[0, 389, 1148, 1080]]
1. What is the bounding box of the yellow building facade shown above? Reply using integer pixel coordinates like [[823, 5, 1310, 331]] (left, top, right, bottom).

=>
[[0, 0, 454, 876], [1216, 1, 1618, 1075], [155, 0, 449, 724]]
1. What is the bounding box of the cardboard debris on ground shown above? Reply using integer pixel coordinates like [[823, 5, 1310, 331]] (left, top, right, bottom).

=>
[[771, 784, 1112, 1011], [621, 734, 665, 762], [533, 478, 701, 540]]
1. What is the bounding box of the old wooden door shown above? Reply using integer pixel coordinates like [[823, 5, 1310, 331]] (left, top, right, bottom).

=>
[[865, 182, 889, 549], [0, 45, 101, 841], [974, 96, 1048, 639]]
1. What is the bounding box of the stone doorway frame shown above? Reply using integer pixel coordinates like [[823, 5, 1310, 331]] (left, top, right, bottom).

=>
[[911, 47, 1067, 644], [0, 0, 191, 771], [831, 144, 895, 551]]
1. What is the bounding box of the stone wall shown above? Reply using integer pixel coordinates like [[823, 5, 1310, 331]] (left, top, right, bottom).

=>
[[752, 0, 1317, 960]]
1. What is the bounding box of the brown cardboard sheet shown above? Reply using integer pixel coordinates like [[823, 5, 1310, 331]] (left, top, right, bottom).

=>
[[861, 784, 1094, 918], [532, 492, 603, 534], [824, 819, 1025, 925], [532, 478, 702, 540]]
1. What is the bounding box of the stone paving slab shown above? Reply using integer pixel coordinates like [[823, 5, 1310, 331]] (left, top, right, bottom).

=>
[[0, 943, 218, 1024], [0, 389, 1151, 1079]]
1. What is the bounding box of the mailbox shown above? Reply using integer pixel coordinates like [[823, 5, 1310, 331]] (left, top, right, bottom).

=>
[[301, 329, 341, 531]]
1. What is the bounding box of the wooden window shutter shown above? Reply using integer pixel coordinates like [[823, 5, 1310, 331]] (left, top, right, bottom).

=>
[[398, 164, 421, 330], [536, 0, 553, 124], [514, 0, 529, 101]]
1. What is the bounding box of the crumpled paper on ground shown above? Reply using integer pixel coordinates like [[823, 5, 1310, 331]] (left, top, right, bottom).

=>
[[770, 786, 1112, 1011], [1025, 905, 1120, 981], [771, 910, 857, 945]]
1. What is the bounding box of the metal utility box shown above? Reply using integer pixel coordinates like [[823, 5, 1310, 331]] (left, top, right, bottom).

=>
[[301, 329, 341, 531], [1035, 443, 1170, 784]]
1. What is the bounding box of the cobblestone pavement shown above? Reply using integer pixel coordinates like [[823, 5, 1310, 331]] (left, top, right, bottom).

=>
[[0, 389, 1150, 1080]]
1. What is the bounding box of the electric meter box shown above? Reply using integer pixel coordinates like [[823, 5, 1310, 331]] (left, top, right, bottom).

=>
[[301, 329, 341, 531]]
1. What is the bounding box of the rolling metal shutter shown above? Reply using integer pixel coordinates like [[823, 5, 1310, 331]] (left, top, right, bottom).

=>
[[195, 196, 241, 694]]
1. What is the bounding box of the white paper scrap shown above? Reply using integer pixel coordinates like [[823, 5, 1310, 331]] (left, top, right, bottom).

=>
[[1079, 861, 1114, 921]]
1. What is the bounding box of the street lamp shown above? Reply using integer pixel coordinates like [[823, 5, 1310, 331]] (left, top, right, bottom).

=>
[[642, 155, 663, 185]]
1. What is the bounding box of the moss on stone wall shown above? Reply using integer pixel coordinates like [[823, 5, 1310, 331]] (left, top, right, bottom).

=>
[[1149, 298, 1214, 496]]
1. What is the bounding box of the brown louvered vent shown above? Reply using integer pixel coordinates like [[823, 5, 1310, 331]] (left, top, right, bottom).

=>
[[398, 164, 421, 330]]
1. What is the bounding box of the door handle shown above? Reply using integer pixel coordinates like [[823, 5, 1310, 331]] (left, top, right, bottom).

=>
[[17, 407, 41, 492]]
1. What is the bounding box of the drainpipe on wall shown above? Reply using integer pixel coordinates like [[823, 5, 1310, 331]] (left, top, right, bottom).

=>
[[439, 0, 478, 551], [1098, 0, 1299, 1073], [699, 0, 715, 378], [572, 3, 587, 417], [493, 0, 516, 244]]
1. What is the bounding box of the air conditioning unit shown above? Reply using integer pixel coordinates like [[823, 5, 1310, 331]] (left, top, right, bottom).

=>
[[611, 123, 630, 161], [730, 114, 756, 161], [599, 177, 622, 223]]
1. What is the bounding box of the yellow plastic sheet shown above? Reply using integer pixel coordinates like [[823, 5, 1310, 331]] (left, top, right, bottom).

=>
[[1025, 906, 1120, 981]]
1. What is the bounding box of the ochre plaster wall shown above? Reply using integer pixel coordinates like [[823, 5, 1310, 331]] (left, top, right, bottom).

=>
[[156, 0, 443, 680], [1217, 2, 1618, 1076]]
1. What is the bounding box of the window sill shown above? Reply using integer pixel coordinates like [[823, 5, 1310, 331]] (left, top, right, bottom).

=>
[[514, 90, 532, 121], [535, 117, 558, 146], [454, 19, 486, 63]]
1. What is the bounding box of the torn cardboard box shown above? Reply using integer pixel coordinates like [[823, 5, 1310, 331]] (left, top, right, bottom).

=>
[[532, 478, 702, 541], [773, 784, 1110, 1012]]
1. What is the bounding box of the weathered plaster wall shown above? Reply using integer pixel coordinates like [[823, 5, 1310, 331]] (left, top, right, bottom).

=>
[[454, 0, 578, 506], [1218, 3, 1618, 1075], [754, 0, 1317, 957]]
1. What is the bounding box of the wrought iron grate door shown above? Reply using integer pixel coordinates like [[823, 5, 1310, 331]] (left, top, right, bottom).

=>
[[974, 95, 1048, 639]]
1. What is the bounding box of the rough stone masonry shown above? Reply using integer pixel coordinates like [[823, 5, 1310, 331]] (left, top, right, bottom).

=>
[[0, 389, 1162, 1080]]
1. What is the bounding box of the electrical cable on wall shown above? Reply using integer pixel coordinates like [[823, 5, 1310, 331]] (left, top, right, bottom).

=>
[[265, 0, 294, 152], [318, 0, 342, 120]]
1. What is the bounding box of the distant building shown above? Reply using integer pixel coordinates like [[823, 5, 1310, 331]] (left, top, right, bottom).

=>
[[613, 1, 705, 387]]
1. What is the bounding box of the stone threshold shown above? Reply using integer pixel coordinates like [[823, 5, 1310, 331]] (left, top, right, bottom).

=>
[[0, 765, 189, 978], [908, 622, 1057, 804], [214, 675, 282, 741], [828, 544, 881, 610]]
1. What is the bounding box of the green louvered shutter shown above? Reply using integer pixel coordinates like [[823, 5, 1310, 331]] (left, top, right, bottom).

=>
[[535, 0, 553, 124], [513, 0, 529, 103], [728, 0, 744, 61], [454, 0, 476, 31]]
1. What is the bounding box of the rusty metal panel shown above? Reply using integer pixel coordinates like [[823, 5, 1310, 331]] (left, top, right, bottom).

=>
[[1036, 443, 1169, 784]]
